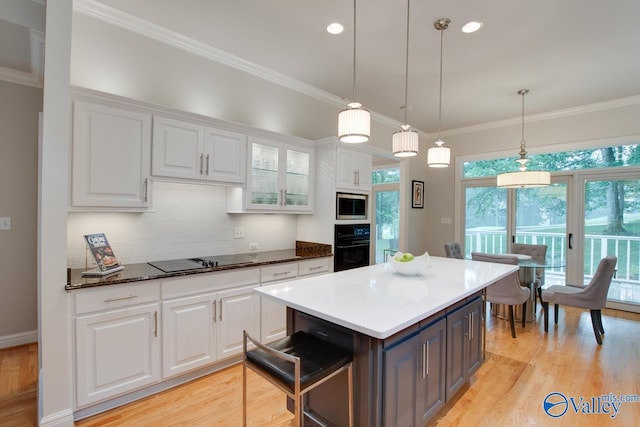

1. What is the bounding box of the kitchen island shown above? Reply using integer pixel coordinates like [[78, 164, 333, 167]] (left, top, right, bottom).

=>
[[255, 256, 518, 426]]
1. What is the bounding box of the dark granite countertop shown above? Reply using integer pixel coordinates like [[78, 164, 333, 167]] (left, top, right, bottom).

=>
[[66, 241, 332, 291]]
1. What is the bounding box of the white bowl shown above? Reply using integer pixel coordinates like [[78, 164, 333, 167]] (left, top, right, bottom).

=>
[[389, 251, 429, 276]]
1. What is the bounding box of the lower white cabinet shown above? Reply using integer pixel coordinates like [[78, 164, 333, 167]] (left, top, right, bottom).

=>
[[260, 258, 331, 343], [162, 285, 259, 379], [75, 302, 161, 407]]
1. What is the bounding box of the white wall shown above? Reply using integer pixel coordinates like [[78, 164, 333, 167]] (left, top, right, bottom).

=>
[[0, 81, 41, 345], [421, 101, 640, 257], [67, 182, 298, 268]]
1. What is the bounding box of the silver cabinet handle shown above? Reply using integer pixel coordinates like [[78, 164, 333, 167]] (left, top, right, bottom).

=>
[[143, 178, 148, 202], [199, 153, 204, 175], [153, 311, 158, 338], [283, 189, 287, 207], [356, 170, 360, 185], [104, 295, 136, 302], [469, 312, 474, 341], [273, 271, 291, 277], [309, 265, 324, 271], [219, 299, 223, 321], [213, 300, 217, 323], [422, 342, 427, 379], [206, 154, 210, 175]]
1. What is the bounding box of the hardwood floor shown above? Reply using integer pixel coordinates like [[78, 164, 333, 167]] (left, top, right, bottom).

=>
[[1, 306, 639, 426]]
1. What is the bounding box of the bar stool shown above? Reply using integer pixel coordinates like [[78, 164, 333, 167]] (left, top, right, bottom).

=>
[[243, 330, 354, 426]]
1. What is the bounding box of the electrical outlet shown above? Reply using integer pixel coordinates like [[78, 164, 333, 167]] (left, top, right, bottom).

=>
[[234, 226, 245, 239], [0, 217, 11, 230], [249, 242, 259, 251]]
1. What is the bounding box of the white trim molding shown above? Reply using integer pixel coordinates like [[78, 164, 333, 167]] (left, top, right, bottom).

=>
[[0, 330, 38, 349], [72, 0, 403, 132]]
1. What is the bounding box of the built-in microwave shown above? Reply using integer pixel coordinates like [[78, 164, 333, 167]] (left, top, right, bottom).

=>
[[336, 192, 368, 220]]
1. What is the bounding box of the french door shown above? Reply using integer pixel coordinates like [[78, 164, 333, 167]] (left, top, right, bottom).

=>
[[579, 170, 640, 311], [463, 169, 640, 312]]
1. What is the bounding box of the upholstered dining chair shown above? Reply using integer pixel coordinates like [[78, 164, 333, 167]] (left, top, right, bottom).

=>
[[444, 242, 463, 259], [471, 252, 530, 338], [511, 243, 548, 310], [540, 255, 617, 345]]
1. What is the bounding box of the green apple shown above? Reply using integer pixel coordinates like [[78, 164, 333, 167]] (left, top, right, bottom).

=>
[[401, 253, 414, 262]]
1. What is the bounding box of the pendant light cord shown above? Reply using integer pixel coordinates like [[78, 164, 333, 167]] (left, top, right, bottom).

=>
[[402, 0, 410, 125], [352, 0, 357, 103], [437, 25, 443, 140]]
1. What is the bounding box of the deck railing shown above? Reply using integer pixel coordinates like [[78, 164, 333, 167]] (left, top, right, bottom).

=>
[[465, 230, 640, 283]]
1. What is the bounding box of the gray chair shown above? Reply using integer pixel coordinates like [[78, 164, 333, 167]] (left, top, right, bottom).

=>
[[541, 256, 617, 345], [444, 242, 463, 259], [471, 252, 530, 338], [243, 330, 354, 426], [511, 243, 547, 310]]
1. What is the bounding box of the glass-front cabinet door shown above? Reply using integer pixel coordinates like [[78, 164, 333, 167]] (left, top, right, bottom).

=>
[[247, 137, 313, 212]]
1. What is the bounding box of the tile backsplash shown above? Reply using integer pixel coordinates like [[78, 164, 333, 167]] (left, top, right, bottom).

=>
[[67, 181, 297, 269]]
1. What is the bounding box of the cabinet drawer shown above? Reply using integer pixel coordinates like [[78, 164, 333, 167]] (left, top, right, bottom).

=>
[[260, 262, 298, 283], [298, 257, 332, 276], [75, 282, 160, 315], [161, 268, 260, 299]]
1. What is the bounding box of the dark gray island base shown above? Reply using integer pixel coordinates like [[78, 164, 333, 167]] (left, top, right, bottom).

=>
[[286, 290, 484, 427]]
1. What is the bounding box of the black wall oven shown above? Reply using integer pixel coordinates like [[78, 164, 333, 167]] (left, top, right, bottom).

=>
[[334, 223, 371, 272]]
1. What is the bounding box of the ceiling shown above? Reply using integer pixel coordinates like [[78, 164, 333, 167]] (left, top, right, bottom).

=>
[[50, 1, 640, 133]]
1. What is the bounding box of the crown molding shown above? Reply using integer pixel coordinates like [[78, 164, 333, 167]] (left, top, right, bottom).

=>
[[435, 94, 640, 139], [74, 0, 402, 131]]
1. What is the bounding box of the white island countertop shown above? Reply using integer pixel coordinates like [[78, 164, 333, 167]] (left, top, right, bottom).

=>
[[255, 256, 518, 339]]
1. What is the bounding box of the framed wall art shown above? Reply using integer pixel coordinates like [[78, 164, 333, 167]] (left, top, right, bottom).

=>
[[412, 180, 424, 209]]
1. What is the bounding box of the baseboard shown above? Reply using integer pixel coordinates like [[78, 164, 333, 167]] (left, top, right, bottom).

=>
[[39, 408, 74, 427], [0, 330, 38, 349]]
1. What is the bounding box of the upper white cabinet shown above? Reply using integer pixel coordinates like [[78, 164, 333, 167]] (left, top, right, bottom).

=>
[[336, 146, 372, 191], [72, 101, 151, 209], [229, 136, 314, 213], [152, 116, 246, 185]]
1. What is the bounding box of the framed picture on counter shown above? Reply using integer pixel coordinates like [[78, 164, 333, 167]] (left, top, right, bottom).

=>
[[412, 180, 424, 209]]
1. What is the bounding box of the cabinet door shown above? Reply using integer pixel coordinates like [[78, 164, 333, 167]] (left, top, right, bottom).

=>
[[383, 335, 419, 427], [283, 146, 313, 211], [336, 147, 371, 191], [466, 298, 483, 378], [260, 296, 287, 343], [445, 306, 467, 401], [72, 101, 151, 208], [216, 285, 260, 360], [75, 303, 160, 407], [247, 139, 281, 209], [416, 319, 446, 425], [203, 127, 246, 184], [151, 116, 204, 180], [162, 293, 216, 378]]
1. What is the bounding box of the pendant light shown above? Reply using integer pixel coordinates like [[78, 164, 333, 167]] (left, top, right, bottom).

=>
[[392, 0, 419, 157], [496, 89, 551, 188], [338, 0, 370, 143], [427, 18, 451, 168]]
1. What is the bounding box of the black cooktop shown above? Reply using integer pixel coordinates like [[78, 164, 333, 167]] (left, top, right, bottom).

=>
[[148, 254, 254, 273]]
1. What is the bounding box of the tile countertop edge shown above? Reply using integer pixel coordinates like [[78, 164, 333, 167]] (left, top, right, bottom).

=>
[[66, 242, 332, 291], [256, 257, 519, 339]]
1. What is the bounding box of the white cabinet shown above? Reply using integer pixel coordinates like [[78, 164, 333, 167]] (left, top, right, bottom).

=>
[[336, 146, 372, 191], [152, 115, 246, 184], [74, 282, 161, 407], [161, 284, 259, 378], [162, 292, 216, 378], [259, 262, 299, 343], [72, 101, 151, 209], [239, 136, 313, 212], [216, 285, 260, 359], [259, 258, 331, 343]]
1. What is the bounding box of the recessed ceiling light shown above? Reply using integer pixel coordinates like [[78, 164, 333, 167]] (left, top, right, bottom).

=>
[[461, 21, 483, 33], [327, 22, 344, 35]]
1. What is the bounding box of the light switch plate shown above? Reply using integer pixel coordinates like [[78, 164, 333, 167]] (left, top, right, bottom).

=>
[[441, 217, 452, 224], [0, 217, 11, 230], [249, 242, 259, 251], [234, 226, 245, 239]]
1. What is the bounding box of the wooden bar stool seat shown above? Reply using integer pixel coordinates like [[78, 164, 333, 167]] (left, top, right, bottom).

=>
[[243, 330, 353, 426]]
